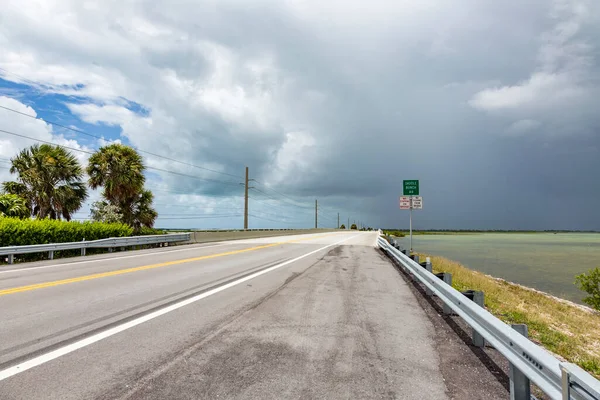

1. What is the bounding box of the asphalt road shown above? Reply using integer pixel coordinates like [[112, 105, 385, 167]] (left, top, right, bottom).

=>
[[0, 231, 451, 399]]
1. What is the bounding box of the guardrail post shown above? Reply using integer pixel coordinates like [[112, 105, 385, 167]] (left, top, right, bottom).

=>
[[435, 273, 454, 314], [8, 254, 14, 265], [561, 366, 571, 400], [420, 258, 434, 296], [472, 291, 485, 347], [462, 290, 485, 347], [510, 324, 531, 400], [81, 238, 86, 256], [49, 250, 54, 260]]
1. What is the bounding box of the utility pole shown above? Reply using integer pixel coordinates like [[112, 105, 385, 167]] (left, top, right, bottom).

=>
[[347, 217, 350, 230], [315, 199, 318, 229], [337, 213, 340, 229], [242, 167, 255, 230], [244, 167, 249, 230]]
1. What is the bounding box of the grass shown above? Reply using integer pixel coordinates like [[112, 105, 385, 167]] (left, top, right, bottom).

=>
[[419, 253, 600, 379]]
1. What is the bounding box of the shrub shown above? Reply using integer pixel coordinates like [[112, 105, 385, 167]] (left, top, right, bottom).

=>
[[0, 217, 133, 247], [575, 267, 600, 310], [137, 226, 165, 236], [384, 230, 406, 237]]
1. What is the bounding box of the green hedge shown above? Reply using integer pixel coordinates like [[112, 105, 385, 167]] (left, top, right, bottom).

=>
[[0, 217, 134, 247]]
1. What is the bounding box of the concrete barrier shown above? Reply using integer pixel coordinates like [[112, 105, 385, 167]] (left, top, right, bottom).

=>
[[187, 229, 342, 244]]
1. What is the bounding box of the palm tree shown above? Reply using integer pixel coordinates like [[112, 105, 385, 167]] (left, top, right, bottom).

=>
[[87, 144, 157, 230], [2, 144, 88, 220], [128, 190, 158, 230], [87, 144, 145, 205], [0, 193, 30, 218]]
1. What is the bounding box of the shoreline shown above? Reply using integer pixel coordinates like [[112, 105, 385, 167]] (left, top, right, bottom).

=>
[[419, 253, 600, 378]]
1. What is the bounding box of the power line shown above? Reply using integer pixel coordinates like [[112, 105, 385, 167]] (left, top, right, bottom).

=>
[[248, 213, 307, 225], [146, 166, 240, 187], [253, 181, 341, 215], [0, 128, 94, 154], [156, 215, 242, 220], [0, 98, 244, 181], [153, 203, 244, 210], [0, 127, 242, 188], [253, 180, 314, 207], [0, 66, 348, 222], [251, 187, 313, 210], [251, 185, 343, 224], [249, 189, 314, 214], [248, 193, 313, 215]]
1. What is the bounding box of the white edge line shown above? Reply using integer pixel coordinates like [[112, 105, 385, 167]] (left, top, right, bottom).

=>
[[0, 233, 361, 381], [0, 243, 231, 275]]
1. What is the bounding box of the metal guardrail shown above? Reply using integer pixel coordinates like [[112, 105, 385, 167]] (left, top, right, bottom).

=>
[[0, 233, 191, 264], [377, 235, 600, 400]]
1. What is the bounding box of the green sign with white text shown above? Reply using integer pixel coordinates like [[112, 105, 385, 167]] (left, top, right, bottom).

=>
[[403, 180, 419, 196]]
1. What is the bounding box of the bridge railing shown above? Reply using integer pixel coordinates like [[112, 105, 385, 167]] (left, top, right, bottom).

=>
[[0, 233, 191, 264], [377, 235, 600, 400]]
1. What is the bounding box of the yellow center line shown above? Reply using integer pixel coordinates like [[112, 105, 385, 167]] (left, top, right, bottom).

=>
[[0, 232, 342, 297]]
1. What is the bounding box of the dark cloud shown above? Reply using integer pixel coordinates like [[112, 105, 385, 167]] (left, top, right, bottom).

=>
[[0, 0, 599, 229]]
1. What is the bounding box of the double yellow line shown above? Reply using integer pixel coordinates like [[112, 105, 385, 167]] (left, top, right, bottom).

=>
[[0, 233, 340, 297]]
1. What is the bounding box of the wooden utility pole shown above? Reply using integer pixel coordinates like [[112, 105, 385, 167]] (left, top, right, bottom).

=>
[[347, 217, 349, 230], [244, 167, 249, 230], [315, 199, 318, 229], [337, 213, 340, 229]]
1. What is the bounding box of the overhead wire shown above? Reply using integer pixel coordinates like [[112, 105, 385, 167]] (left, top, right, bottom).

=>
[[156, 215, 243, 220], [0, 97, 244, 181], [248, 213, 307, 226], [250, 186, 313, 210], [0, 68, 349, 225], [0, 127, 242, 187], [249, 189, 313, 213]]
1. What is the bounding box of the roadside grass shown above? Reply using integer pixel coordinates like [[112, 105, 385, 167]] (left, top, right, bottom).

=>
[[420, 254, 600, 379]]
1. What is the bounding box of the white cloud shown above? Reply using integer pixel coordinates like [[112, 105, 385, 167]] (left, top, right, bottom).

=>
[[469, 0, 595, 113], [0, 97, 93, 168], [67, 104, 141, 126], [267, 131, 316, 185], [0, 0, 599, 229], [469, 72, 584, 110], [0, 97, 102, 217]]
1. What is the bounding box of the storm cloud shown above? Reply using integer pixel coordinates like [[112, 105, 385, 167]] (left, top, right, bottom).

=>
[[0, 0, 599, 229]]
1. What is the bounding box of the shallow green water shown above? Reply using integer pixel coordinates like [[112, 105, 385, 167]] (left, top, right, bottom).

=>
[[395, 233, 600, 303]]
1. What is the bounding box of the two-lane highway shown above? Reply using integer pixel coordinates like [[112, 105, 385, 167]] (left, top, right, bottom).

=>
[[0, 231, 450, 399]]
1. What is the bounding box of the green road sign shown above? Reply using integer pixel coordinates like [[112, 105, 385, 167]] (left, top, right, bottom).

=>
[[403, 180, 419, 196]]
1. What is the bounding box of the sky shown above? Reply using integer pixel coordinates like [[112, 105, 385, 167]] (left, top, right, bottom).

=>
[[0, 0, 599, 230]]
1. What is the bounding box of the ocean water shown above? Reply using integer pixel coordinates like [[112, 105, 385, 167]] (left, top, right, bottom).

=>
[[395, 233, 600, 303]]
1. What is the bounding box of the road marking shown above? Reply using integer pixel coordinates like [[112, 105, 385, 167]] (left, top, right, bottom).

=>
[[0, 233, 360, 381], [0, 243, 230, 275], [0, 233, 343, 297]]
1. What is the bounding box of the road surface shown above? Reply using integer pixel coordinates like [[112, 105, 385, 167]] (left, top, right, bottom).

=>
[[0, 231, 451, 399]]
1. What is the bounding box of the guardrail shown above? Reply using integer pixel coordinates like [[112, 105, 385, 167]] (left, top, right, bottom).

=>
[[377, 235, 600, 400], [0, 233, 191, 264]]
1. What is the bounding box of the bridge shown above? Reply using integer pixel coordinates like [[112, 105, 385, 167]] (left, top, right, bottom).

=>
[[0, 231, 597, 399]]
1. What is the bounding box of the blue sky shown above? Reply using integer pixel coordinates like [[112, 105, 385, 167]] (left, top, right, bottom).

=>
[[0, 0, 599, 230], [0, 77, 343, 229]]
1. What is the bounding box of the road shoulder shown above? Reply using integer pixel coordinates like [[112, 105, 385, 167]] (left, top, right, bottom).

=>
[[113, 243, 450, 400]]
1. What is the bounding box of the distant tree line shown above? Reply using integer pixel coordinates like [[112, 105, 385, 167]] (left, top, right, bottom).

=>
[[1, 143, 157, 232], [382, 228, 600, 233]]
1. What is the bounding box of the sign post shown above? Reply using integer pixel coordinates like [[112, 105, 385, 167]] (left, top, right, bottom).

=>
[[402, 180, 420, 252], [410, 205, 413, 252]]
